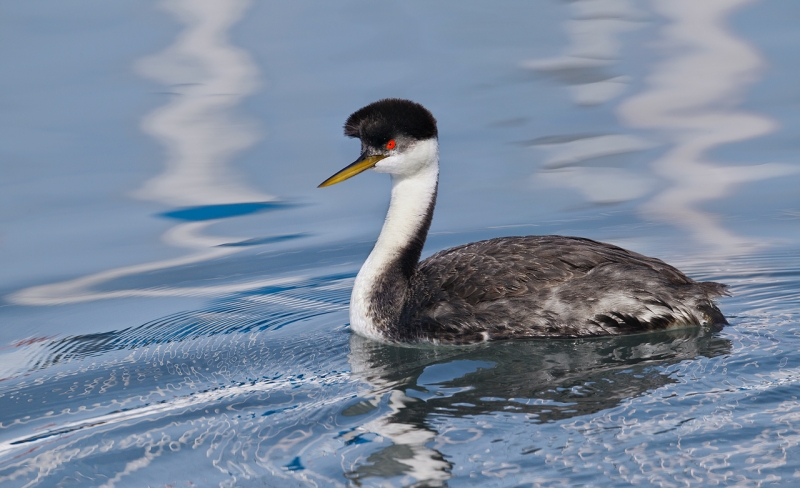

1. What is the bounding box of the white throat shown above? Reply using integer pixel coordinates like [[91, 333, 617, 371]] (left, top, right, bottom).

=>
[[350, 139, 439, 341]]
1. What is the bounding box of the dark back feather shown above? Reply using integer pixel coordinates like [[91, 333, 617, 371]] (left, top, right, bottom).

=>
[[393, 236, 728, 343]]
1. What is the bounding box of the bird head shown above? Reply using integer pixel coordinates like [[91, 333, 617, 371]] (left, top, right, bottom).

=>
[[319, 99, 438, 187]]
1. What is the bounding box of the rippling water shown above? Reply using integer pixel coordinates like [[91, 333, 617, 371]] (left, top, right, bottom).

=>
[[2, 1, 800, 486]]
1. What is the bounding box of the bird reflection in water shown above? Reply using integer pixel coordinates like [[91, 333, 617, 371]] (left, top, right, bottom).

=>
[[342, 329, 731, 484]]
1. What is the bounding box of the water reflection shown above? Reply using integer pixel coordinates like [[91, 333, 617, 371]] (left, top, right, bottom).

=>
[[527, 0, 798, 255], [344, 328, 731, 484], [619, 0, 798, 255], [523, 0, 659, 212], [134, 0, 269, 207], [521, 0, 645, 106], [1, 275, 350, 378], [8, 0, 298, 306], [528, 133, 657, 204]]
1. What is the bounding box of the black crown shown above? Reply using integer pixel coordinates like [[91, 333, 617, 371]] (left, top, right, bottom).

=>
[[344, 99, 438, 147]]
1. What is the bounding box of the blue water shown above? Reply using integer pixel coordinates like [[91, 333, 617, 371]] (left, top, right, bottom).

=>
[[2, 1, 800, 486]]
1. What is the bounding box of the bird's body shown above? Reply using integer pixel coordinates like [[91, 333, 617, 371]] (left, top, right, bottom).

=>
[[406, 236, 727, 343], [320, 99, 728, 344]]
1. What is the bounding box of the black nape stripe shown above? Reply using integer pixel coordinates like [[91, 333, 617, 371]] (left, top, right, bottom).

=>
[[367, 183, 438, 340]]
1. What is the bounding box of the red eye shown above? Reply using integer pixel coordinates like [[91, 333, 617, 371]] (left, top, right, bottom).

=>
[[385, 139, 396, 150]]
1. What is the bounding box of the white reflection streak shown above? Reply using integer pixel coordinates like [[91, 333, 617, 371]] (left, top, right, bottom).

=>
[[135, 0, 272, 206], [9, 0, 277, 306], [364, 391, 451, 484], [525, 0, 657, 205], [535, 134, 657, 204], [11, 223, 308, 305], [619, 0, 798, 254], [345, 336, 451, 485]]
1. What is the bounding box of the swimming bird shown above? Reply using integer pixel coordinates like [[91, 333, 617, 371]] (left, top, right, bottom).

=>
[[319, 99, 728, 344]]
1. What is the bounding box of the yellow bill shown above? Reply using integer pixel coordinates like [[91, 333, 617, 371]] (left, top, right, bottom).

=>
[[318, 154, 388, 187]]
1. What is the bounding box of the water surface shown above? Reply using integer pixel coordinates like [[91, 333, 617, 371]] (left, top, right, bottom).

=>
[[1, 0, 800, 486]]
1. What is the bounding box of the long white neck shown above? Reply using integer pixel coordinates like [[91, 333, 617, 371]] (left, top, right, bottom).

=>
[[350, 139, 439, 341]]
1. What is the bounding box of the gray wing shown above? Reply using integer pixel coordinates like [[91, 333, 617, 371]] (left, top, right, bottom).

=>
[[404, 236, 727, 343]]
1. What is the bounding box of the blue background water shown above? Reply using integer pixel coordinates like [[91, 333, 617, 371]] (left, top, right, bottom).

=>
[[1, 0, 799, 486]]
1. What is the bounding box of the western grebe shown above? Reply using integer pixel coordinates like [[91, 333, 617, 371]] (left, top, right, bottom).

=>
[[319, 99, 728, 344]]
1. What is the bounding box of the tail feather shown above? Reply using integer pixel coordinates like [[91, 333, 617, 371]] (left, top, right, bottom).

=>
[[700, 281, 731, 298], [693, 281, 730, 330]]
